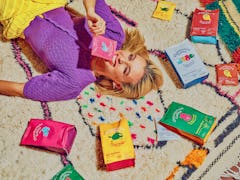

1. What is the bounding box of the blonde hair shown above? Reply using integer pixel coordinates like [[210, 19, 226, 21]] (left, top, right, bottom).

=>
[[94, 28, 163, 99]]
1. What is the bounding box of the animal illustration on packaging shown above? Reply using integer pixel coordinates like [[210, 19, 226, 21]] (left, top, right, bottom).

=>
[[91, 36, 117, 61]]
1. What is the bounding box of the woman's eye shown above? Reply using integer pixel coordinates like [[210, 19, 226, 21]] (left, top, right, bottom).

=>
[[123, 65, 130, 76], [128, 54, 135, 61], [123, 67, 128, 74]]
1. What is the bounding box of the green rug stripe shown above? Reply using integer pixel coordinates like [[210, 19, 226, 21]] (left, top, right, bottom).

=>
[[232, 0, 240, 13], [206, 1, 219, 11], [207, 1, 240, 53]]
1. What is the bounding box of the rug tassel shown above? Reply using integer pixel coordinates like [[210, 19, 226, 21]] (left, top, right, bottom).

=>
[[180, 148, 209, 168], [166, 166, 179, 180], [166, 148, 209, 180]]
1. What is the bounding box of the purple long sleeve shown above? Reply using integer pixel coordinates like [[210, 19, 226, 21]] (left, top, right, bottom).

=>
[[23, 0, 125, 101]]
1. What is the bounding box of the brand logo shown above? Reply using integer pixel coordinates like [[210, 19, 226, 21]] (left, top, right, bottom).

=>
[[59, 170, 72, 180], [173, 108, 196, 125], [109, 132, 123, 140], [223, 70, 232, 77], [173, 108, 183, 122], [101, 42, 109, 52], [179, 113, 192, 121], [106, 128, 125, 146], [180, 113, 196, 125], [33, 123, 50, 141], [42, 126, 50, 137], [177, 54, 194, 64]]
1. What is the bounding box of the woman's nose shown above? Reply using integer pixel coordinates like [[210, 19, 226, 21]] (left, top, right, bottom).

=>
[[118, 58, 123, 64], [118, 57, 127, 64]]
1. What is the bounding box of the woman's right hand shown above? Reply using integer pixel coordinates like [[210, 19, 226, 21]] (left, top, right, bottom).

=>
[[86, 10, 106, 36]]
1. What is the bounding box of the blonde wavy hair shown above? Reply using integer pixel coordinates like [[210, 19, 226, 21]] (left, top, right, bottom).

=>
[[94, 28, 163, 99]]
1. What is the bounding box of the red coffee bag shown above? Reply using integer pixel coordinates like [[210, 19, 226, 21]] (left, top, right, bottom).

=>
[[216, 63, 239, 86], [190, 8, 219, 37]]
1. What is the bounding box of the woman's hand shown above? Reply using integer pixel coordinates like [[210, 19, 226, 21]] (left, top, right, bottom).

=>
[[86, 10, 106, 36]]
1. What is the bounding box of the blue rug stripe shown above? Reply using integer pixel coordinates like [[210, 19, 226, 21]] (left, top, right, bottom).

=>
[[214, 115, 240, 147], [197, 133, 240, 180], [216, 106, 238, 127]]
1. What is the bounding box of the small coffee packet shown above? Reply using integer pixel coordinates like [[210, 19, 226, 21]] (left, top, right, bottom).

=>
[[216, 63, 239, 86]]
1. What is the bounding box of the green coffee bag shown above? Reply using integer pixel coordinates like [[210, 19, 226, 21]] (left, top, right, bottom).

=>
[[52, 164, 84, 180]]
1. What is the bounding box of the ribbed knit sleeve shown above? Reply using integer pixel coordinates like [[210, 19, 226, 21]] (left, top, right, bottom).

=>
[[23, 70, 94, 101], [20, 0, 124, 102], [83, 0, 125, 50], [96, 0, 125, 49], [23, 8, 96, 102]]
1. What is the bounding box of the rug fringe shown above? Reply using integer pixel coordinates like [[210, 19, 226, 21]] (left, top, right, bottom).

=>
[[166, 166, 179, 180]]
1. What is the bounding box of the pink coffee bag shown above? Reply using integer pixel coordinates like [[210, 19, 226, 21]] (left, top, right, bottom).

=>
[[91, 35, 117, 61], [20, 119, 77, 154]]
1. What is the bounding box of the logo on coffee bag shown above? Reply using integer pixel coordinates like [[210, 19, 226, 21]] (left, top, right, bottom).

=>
[[33, 123, 50, 141]]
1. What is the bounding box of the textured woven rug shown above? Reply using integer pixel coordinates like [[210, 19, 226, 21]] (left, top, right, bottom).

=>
[[206, 0, 240, 63], [0, 0, 240, 179]]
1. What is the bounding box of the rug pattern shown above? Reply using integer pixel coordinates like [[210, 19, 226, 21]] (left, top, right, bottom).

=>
[[76, 1, 240, 179], [206, 0, 240, 63], [7, 0, 240, 179]]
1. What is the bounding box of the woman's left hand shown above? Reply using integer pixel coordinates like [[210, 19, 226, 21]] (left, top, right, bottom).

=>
[[86, 11, 106, 36]]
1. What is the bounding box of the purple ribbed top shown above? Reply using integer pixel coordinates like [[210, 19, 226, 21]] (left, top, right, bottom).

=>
[[23, 0, 125, 101]]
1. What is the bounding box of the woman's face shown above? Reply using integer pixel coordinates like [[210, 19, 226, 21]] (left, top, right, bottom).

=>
[[93, 50, 147, 86]]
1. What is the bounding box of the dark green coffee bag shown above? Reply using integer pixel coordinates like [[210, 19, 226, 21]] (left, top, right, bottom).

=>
[[52, 164, 84, 180]]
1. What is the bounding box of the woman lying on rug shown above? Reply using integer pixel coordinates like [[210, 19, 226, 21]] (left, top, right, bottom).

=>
[[0, 0, 163, 102]]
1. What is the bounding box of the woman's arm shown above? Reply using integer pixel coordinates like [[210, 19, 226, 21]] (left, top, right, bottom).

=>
[[0, 80, 25, 97], [83, 0, 106, 35], [83, 0, 96, 14], [83, 0, 125, 49]]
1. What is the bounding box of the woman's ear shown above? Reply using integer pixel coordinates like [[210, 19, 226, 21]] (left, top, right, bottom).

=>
[[112, 81, 122, 90]]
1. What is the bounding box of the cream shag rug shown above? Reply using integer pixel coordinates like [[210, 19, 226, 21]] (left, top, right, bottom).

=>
[[0, 0, 240, 179]]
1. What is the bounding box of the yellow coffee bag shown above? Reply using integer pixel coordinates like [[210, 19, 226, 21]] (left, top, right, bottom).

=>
[[152, 1, 176, 21], [99, 114, 135, 171]]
